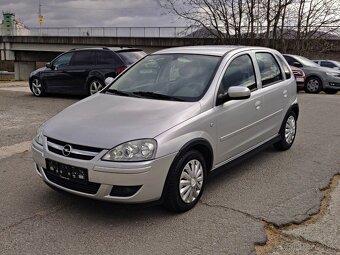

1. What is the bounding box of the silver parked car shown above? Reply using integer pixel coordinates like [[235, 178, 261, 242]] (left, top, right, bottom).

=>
[[32, 46, 299, 212], [283, 54, 340, 94]]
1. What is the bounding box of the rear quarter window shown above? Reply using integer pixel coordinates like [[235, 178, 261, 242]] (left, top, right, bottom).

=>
[[117, 51, 147, 65]]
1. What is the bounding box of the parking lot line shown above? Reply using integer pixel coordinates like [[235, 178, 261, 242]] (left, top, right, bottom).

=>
[[0, 141, 31, 160]]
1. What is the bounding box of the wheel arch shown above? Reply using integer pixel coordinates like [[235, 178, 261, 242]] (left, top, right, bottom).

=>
[[160, 138, 214, 200]]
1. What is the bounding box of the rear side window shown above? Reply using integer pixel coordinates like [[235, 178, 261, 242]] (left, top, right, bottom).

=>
[[320, 61, 336, 68], [220, 54, 257, 93], [117, 51, 147, 65], [96, 51, 121, 66], [256, 53, 282, 87], [70, 51, 95, 65]]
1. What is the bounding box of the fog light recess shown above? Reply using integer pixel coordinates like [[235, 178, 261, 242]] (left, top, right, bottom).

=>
[[110, 185, 142, 197]]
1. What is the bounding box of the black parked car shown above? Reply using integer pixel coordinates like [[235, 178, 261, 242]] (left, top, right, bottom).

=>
[[29, 47, 146, 97]]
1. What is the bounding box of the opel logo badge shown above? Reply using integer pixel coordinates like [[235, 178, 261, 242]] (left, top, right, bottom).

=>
[[62, 144, 72, 157]]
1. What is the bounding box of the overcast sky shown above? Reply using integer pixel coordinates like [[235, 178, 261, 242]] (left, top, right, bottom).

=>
[[1, 0, 185, 27]]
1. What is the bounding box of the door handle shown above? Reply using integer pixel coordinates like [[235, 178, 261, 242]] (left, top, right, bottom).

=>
[[255, 100, 261, 110], [283, 89, 288, 98]]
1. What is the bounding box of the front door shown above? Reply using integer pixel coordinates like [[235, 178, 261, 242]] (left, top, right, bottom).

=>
[[214, 54, 266, 166], [41, 51, 75, 93]]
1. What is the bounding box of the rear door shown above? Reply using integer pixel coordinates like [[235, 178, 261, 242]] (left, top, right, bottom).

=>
[[94, 50, 124, 78], [255, 52, 290, 139], [215, 53, 265, 165]]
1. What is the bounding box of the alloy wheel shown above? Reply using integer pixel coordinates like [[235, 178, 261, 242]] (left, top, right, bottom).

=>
[[31, 79, 42, 96], [89, 80, 103, 95]]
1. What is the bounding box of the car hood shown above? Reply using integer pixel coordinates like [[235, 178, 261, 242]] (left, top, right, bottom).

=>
[[30, 66, 46, 77], [43, 94, 201, 149]]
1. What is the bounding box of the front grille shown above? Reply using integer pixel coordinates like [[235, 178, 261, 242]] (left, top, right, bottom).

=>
[[47, 137, 102, 160], [44, 169, 100, 194]]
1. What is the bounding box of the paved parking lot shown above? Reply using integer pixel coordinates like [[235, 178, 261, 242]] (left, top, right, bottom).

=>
[[0, 84, 339, 255]]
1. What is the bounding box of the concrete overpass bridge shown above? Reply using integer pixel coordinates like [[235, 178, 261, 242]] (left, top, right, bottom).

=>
[[1, 32, 340, 80], [0, 35, 220, 80]]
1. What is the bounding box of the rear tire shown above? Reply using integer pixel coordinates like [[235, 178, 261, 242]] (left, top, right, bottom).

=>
[[274, 111, 297, 151], [304, 77, 322, 94], [163, 150, 207, 213], [30, 78, 45, 97], [88, 79, 104, 96]]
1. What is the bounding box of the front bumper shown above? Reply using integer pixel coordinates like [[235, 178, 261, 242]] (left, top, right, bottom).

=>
[[32, 139, 176, 203], [324, 76, 340, 90]]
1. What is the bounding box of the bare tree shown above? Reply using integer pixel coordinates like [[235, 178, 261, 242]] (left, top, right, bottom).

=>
[[159, 0, 340, 53]]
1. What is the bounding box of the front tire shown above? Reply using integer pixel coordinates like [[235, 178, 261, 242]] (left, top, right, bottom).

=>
[[304, 77, 322, 94], [274, 111, 297, 151], [164, 150, 207, 213], [30, 78, 45, 97]]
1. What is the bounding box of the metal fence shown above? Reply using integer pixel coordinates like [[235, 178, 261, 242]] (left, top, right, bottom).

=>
[[1, 26, 339, 39], [0, 27, 194, 38]]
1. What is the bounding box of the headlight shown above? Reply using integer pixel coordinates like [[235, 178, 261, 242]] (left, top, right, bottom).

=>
[[326, 72, 340, 77], [102, 139, 157, 162], [34, 127, 44, 146]]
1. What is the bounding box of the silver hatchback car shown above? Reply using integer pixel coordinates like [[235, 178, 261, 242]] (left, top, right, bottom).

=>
[[32, 46, 299, 212]]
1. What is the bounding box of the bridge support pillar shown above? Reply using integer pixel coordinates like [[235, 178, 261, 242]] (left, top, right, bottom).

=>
[[0, 43, 15, 61], [14, 61, 35, 80]]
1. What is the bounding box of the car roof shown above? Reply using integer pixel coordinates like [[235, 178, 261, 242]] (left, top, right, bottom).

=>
[[70, 47, 143, 52], [153, 45, 273, 56]]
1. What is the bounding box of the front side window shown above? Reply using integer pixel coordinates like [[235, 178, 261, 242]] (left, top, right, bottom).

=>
[[220, 54, 257, 93], [256, 53, 282, 87], [53, 52, 74, 68], [106, 54, 221, 102]]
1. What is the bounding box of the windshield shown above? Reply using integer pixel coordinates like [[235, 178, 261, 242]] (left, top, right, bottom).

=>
[[294, 55, 320, 67], [106, 54, 221, 101]]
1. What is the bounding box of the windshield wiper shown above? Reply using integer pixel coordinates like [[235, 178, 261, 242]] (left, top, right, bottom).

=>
[[105, 89, 136, 97], [132, 91, 184, 101]]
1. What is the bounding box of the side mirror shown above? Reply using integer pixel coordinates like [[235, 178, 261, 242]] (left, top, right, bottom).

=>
[[228, 86, 251, 100], [217, 86, 251, 105], [46, 62, 55, 70], [293, 62, 303, 68], [105, 77, 115, 86]]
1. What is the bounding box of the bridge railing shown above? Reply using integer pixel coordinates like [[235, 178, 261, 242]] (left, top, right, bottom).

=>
[[1, 26, 339, 39], [0, 27, 195, 38]]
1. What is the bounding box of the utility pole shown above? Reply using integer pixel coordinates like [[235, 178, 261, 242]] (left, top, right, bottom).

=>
[[38, 0, 44, 30]]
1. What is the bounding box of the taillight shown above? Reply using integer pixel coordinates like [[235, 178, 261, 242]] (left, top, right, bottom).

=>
[[116, 66, 127, 74]]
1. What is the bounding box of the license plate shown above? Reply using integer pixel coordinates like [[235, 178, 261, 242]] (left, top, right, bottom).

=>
[[296, 77, 304, 82], [45, 159, 88, 184]]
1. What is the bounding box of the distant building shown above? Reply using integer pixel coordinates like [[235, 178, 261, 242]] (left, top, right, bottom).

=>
[[0, 11, 30, 36]]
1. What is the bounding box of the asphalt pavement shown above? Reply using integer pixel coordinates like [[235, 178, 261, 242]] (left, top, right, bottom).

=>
[[0, 83, 339, 255]]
